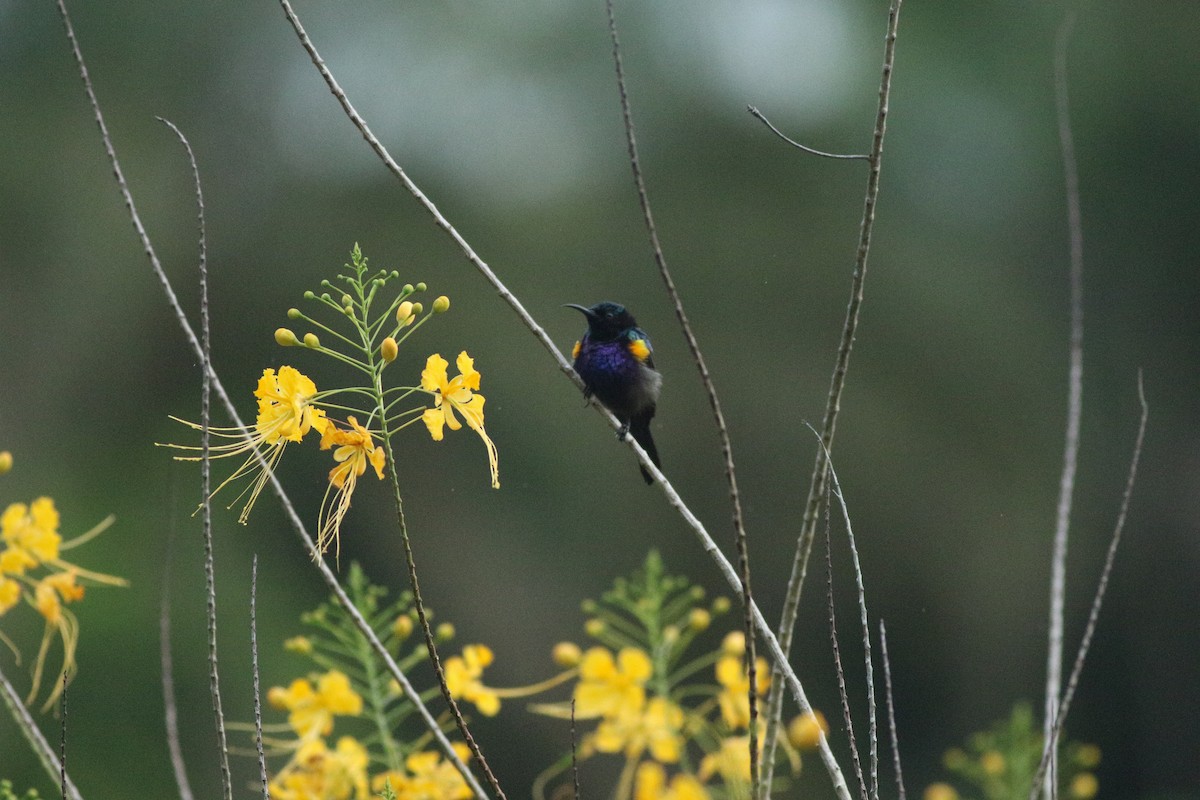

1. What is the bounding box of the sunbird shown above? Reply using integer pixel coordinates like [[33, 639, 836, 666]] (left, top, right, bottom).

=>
[[566, 301, 662, 484]]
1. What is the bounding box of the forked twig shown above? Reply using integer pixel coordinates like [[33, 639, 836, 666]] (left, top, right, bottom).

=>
[[49, 4, 482, 796], [604, 0, 760, 790], [764, 0, 903, 782], [1029, 373, 1148, 800], [1042, 11, 1085, 797], [878, 620, 906, 800]]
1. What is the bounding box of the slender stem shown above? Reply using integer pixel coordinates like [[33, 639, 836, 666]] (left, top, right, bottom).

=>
[[160, 520, 196, 800], [878, 621, 906, 800], [250, 556, 271, 800], [374, 369, 507, 800], [1030, 373, 1148, 799], [1043, 12, 1085, 798], [0, 665, 84, 800], [604, 0, 760, 790], [747, 105, 869, 160], [763, 0, 903, 783], [826, 507, 867, 800]]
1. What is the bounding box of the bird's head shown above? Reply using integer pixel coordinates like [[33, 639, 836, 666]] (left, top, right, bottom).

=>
[[564, 301, 638, 341]]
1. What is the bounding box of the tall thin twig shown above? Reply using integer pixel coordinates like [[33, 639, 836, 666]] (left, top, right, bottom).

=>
[[50, 6, 483, 795], [603, 0, 760, 791], [160, 519, 196, 800], [1030, 373, 1148, 800], [763, 0, 903, 783], [157, 112, 234, 800], [270, 2, 853, 796], [1042, 12, 1085, 798], [878, 621, 906, 800], [826, 504, 867, 800], [59, 676, 67, 800], [250, 556, 271, 800], [0, 666, 84, 800]]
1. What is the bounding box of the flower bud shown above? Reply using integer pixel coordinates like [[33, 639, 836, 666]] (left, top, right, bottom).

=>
[[275, 328, 299, 347], [436, 622, 455, 641], [415, 282, 427, 292], [721, 631, 745, 656], [924, 783, 959, 800], [788, 710, 829, 750], [432, 295, 450, 313], [0, 451, 12, 475], [303, 333, 321, 349], [283, 636, 313, 655], [341, 293, 353, 308], [711, 596, 731, 615], [688, 608, 711, 631], [287, 307, 302, 319], [396, 301, 414, 324], [393, 615, 414, 641], [662, 625, 680, 644], [381, 337, 398, 363], [411, 302, 424, 317], [402, 283, 414, 295], [552, 641, 582, 667], [584, 618, 606, 637]]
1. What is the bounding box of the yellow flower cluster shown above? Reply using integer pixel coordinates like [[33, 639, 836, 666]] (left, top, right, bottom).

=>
[[0, 496, 125, 710]]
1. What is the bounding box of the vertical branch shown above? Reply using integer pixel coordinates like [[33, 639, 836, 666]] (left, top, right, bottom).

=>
[[0, 666, 84, 800], [59, 677, 67, 800], [160, 520, 196, 800], [1030, 374, 1148, 800], [764, 0, 903, 782], [250, 556, 271, 800], [603, 0, 760, 791], [826, 504, 868, 800], [1043, 13, 1085, 797], [157, 114, 234, 800], [878, 621, 906, 800]]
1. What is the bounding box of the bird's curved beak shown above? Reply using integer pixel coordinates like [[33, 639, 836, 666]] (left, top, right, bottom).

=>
[[563, 303, 595, 321]]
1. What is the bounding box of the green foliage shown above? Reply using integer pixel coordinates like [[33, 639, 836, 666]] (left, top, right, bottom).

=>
[[0, 781, 40, 800]]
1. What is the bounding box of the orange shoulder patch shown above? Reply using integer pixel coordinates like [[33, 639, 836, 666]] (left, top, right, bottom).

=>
[[628, 337, 651, 362], [572, 340, 582, 360]]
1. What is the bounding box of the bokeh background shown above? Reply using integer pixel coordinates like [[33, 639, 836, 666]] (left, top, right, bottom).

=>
[[1, 0, 1197, 796]]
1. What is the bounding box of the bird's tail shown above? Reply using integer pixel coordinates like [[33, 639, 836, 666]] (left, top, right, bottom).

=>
[[629, 413, 661, 485]]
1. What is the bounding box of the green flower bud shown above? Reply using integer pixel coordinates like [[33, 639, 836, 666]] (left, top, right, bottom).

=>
[[432, 295, 450, 313], [274, 328, 299, 347], [303, 291, 315, 300], [436, 622, 455, 641], [341, 294, 353, 308], [402, 283, 414, 295], [287, 307, 302, 319], [411, 302, 424, 317], [415, 282, 427, 292], [303, 333, 320, 348]]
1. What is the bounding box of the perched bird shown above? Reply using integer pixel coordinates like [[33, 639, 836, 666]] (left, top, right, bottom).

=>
[[566, 301, 662, 484]]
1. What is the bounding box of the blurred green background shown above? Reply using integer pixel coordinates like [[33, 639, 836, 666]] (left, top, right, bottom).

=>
[[1, 0, 1197, 797]]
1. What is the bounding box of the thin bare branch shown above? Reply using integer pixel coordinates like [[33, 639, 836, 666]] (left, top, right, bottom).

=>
[[157, 113, 234, 800], [160, 520, 196, 800], [0, 665, 84, 800], [826, 505, 868, 800], [604, 0, 759, 791], [878, 621, 906, 800], [251, 556, 271, 800], [51, 7, 482, 796], [59, 677, 67, 800], [271, 2, 853, 797], [570, 698, 581, 800], [764, 0, 903, 782], [1043, 12, 1085, 797], [747, 105, 869, 160], [1030, 373, 1148, 800]]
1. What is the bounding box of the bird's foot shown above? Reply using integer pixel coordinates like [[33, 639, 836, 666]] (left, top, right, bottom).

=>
[[616, 423, 630, 442]]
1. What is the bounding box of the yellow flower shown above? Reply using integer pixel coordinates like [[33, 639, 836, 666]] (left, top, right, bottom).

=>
[[420, 352, 499, 489], [635, 762, 710, 800], [168, 366, 329, 523], [315, 416, 386, 557], [268, 670, 363, 738], [980, 749, 1005, 776], [698, 733, 764, 785], [0, 576, 20, 615], [444, 644, 501, 716], [715, 654, 770, 730], [373, 743, 473, 800], [594, 697, 686, 763], [1069, 772, 1098, 800], [1, 498, 62, 572], [269, 736, 369, 800], [574, 646, 653, 720], [923, 783, 959, 800], [787, 710, 829, 750], [26, 570, 84, 711]]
